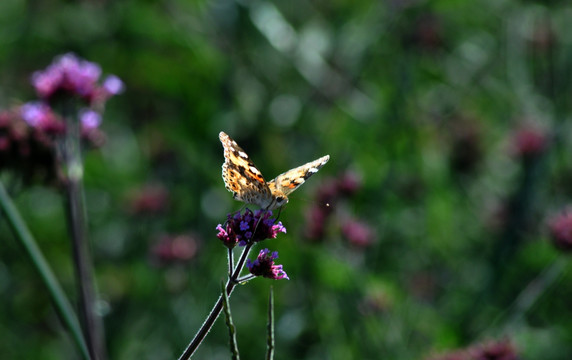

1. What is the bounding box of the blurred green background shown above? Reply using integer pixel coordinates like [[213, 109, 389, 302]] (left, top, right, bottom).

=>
[[2, 0, 572, 359]]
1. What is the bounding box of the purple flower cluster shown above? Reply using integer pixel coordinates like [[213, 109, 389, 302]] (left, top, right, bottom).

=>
[[20, 102, 65, 134], [22, 53, 123, 134], [0, 54, 120, 184], [548, 209, 572, 252], [31, 53, 124, 105], [246, 249, 289, 280], [216, 209, 286, 248], [0, 107, 104, 184]]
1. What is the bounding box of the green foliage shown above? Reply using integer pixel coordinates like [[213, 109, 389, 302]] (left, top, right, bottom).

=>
[[2, 0, 572, 359]]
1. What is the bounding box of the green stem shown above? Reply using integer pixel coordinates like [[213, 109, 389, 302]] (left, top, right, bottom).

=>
[[0, 181, 90, 360], [178, 243, 254, 360], [221, 281, 240, 360], [59, 99, 106, 360], [266, 286, 274, 360]]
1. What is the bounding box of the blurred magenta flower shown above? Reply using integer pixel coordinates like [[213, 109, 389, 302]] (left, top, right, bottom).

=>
[[337, 170, 362, 196], [127, 184, 170, 215], [548, 209, 572, 252], [304, 204, 330, 239], [152, 234, 199, 264], [102, 75, 124, 96], [469, 339, 518, 360], [427, 339, 518, 360], [1, 106, 104, 184], [31, 53, 124, 105], [511, 125, 548, 159], [246, 248, 289, 280], [342, 218, 375, 247], [21, 102, 65, 134], [304, 170, 372, 243], [79, 109, 102, 130], [216, 209, 286, 248]]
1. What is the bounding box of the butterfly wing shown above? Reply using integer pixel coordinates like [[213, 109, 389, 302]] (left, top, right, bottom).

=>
[[219, 131, 272, 206], [267, 155, 330, 197]]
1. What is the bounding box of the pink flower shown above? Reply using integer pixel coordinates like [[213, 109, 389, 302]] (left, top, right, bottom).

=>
[[511, 126, 548, 158], [152, 234, 199, 264], [128, 184, 170, 215], [20, 102, 65, 134], [548, 209, 572, 252], [246, 249, 289, 280], [30, 53, 123, 107], [216, 209, 286, 248], [342, 219, 375, 247]]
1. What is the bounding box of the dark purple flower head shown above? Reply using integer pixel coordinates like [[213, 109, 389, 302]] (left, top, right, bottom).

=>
[[548, 209, 572, 252], [31, 53, 123, 106], [246, 248, 289, 280], [216, 208, 286, 248]]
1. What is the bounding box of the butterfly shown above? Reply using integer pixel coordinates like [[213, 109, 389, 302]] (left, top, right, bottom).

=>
[[219, 131, 329, 210]]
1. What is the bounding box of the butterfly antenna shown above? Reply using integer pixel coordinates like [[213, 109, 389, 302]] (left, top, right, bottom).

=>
[[274, 206, 283, 224]]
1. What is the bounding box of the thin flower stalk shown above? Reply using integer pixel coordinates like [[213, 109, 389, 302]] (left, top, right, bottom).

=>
[[266, 286, 275, 360], [178, 243, 254, 360], [0, 181, 90, 360], [59, 98, 107, 360], [27, 53, 122, 360], [221, 282, 240, 360]]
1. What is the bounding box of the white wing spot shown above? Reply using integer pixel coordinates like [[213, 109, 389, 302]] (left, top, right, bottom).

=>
[[309, 167, 318, 173], [238, 151, 248, 159]]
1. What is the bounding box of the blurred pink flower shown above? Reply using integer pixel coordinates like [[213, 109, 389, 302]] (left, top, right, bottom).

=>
[[469, 339, 518, 360], [21, 102, 65, 134], [511, 126, 548, 158], [304, 170, 365, 242], [548, 209, 572, 252], [342, 218, 375, 247], [127, 184, 170, 215], [427, 339, 518, 360], [337, 170, 362, 195], [152, 234, 199, 264], [31, 53, 123, 107]]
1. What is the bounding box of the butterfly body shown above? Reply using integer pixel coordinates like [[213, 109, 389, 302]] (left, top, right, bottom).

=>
[[219, 131, 329, 210]]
